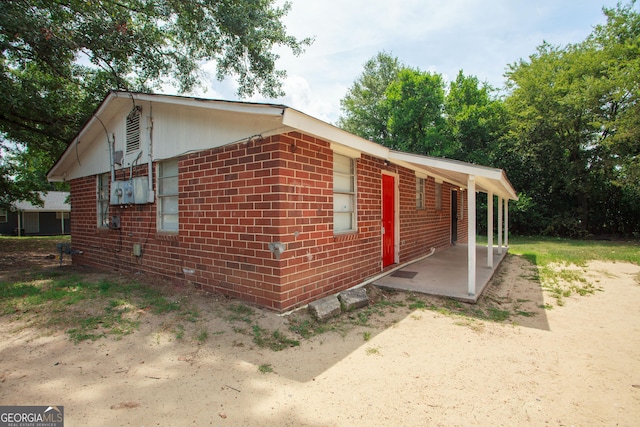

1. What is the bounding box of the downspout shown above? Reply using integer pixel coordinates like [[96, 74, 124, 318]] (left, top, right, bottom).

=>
[[147, 104, 154, 203], [109, 133, 116, 184]]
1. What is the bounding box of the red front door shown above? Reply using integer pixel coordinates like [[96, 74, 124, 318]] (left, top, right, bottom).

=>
[[382, 174, 395, 267]]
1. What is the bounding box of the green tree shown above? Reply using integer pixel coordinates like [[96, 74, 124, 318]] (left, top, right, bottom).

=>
[[586, 1, 640, 192], [504, 2, 640, 236], [338, 53, 488, 158], [445, 71, 507, 165], [337, 52, 403, 145], [385, 68, 451, 156], [0, 0, 311, 207]]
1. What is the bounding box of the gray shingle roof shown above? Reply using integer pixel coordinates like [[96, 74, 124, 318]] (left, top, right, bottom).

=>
[[13, 191, 70, 212]]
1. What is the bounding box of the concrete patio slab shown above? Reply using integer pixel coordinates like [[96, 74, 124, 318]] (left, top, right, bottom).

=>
[[374, 244, 508, 302]]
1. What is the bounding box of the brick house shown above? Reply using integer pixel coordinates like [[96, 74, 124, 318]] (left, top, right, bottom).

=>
[[47, 91, 517, 312], [0, 191, 70, 236]]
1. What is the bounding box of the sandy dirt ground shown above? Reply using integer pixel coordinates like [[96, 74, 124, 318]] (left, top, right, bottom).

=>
[[1, 246, 639, 426]]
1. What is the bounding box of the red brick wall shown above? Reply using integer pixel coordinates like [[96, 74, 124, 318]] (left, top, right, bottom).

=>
[[69, 131, 462, 312]]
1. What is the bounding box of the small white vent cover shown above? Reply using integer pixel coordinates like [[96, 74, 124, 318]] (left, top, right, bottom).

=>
[[126, 106, 142, 154]]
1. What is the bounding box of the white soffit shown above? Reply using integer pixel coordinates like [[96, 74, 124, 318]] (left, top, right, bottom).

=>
[[282, 108, 389, 159], [389, 151, 518, 200]]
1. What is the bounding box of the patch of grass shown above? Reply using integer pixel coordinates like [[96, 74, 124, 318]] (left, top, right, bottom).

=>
[[363, 331, 372, 341], [485, 307, 511, 322], [430, 305, 453, 316], [225, 303, 255, 323], [251, 325, 300, 351], [516, 310, 536, 317], [66, 309, 140, 344], [538, 265, 600, 304], [288, 318, 330, 339], [195, 329, 208, 343], [507, 236, 640, 266], [504, 236, 639, 306], [453, 318, 485, 332], [365, 346, 381, 356], [406, 294, 427, 310], [0, 273, 201, 343], [349, 311, 370, 326], [174, 324, 185, 340], [150, 298, 182, 314], [258, 363, 273, 374], [0, 235, 71, 254], [345, 299, 407, 327], [182, 309, 200, 323], [375, 299, 406, 309], [408, 299, 427, 310], [422, 293, 521, 325], [232, 326, 248, 334]]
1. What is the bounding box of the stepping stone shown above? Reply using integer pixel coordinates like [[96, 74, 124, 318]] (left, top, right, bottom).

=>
[[308, 295, 341, 321], [338, 288, 369, 311]]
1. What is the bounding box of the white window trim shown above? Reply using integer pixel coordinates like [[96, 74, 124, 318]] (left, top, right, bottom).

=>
[[0, 208, 7, 223], [435, 179, 443, 211], [333, 153, 357, 234], [416, 177, 425, 209], [157, 159, 179, 233], [97, 173, 110, 228]]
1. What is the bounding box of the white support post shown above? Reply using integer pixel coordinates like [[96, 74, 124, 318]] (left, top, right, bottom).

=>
[[487, 192, 493, 268], [467, 176, 476, 296], [505, 199, 509, 248], [17, 212, 22, 237], [497, 197, 503, 255], [60, 212, 65, 234]]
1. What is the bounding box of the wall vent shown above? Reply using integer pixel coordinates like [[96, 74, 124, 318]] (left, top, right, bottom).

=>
[[126, 106, 142, 154]]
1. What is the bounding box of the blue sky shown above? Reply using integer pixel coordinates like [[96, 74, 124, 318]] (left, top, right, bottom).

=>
[[192, 0, 628, 123]]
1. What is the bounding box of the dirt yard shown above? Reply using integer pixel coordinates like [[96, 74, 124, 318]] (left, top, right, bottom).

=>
[[1, 239, 639, 426]]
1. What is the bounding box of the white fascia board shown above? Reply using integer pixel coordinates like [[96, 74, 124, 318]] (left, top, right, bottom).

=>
[[389, 150, 503, 180], [330, 143, 362, 159], [499, 173, 519, 200], [115, 91, 286, 117], [47, 92, 119, 182], [48, 92, 287, 182], [282, 108, 389, 159], [389, 150, 518, 200], [391, 158, 468, 188]]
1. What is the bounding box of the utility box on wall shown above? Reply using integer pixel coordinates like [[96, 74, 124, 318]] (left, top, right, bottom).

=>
[[132, 243, 142, 257], [110, 181, 124, 205], [110, 176, 149, 205]]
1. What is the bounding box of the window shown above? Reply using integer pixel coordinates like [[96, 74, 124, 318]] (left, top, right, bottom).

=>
[[97, 173, 110, 228], [0, 208, 7, 223], [416, 177, 425, 209], [158, 159, 179, 232], [333, 153, 356, 233], [435, 181, 442, 210]]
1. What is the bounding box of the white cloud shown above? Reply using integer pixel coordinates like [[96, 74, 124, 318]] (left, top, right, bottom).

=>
[[176, 0, 629, 123]]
